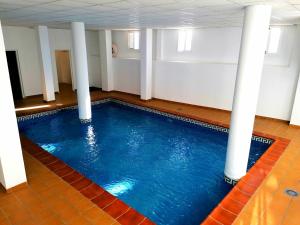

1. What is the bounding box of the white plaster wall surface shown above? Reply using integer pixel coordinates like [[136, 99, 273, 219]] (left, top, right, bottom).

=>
[[155, 26, 299, 120], [3, 25, 300, 121], [49, 28, 101, 90], [2, 26, 101, 96], [113, 58, 140, 95], [48, 28, 74, 91], [112, 30, 140, 59], [112, 26, 300, 120], [153, 61, 237, 110], [162, 27, 242, 63], [3, 26, 42, 97], [85, 31, 101, 88]]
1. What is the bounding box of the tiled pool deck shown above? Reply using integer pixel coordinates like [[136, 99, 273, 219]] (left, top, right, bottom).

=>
[[7, 85, 300, 225], [0, 151, 123, 225]]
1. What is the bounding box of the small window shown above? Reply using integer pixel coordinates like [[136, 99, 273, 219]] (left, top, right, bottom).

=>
[[128, 31, 140, 50], [267, 27, 281, 54], [177, 29, 192, 52]]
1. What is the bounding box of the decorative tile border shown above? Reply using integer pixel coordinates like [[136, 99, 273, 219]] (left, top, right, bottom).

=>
[[80, 118, 92, 123], [201, 138, 290, 225], [17, 109, 59, 122], [110, 99, 273, 145], [18, 98, 273, 145], [224, 175, 238, 186], [17, 99, 110, 122], [20, 135, 155, 225], [17, 96, 288, 225]]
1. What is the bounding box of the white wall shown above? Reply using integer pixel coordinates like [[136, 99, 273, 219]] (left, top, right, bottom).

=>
[[111, 26, 300, 121], [111, 30, 156, 95], [2, 26, 101, 97], [48, 28, 72, 91], [3, 26, 42, 96], [154, 26, 299, 120], [3, 25, 300, 121], [85, 31, 102, 88], [162, 28, 242, 63], [48, 28, 101, 91], [160, 27, 294, 66], [113, 58, 140, 95], [112, 30, 140, 59], [153, 61, 236, 110]]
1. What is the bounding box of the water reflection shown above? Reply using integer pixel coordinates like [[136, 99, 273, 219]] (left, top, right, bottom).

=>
[[127, 128, 144, 151], [80, 124, 101, 166], [86, 124, 96, 146], [41, 143, 57, 153], [104, 179, 135, 196]]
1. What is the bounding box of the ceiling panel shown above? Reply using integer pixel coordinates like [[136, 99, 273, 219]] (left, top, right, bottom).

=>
[[0, 0, 299, 29]]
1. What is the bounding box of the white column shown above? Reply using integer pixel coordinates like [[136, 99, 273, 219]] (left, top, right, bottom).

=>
[[71, 22, 91, 121], [289, 25, 300, 126], [140, 28, 153, 100], [290, 74, 300, 126], [0, 21, 27, 189], [99, 30, 113, 91], [224, 5, 272, 183], [37, 25, 55, 102]]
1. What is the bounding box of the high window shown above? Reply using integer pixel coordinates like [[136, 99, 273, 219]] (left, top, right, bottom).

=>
[[177, 29, 193, 52], [128, 31, 140, 50], [267, 27, 281, 54]]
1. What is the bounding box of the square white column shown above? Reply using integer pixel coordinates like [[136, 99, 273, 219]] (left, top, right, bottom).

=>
[[99, 30, 113, 91], [140, 28, 153, 100], [0, 21, 27, 189], [37, 25, 55, 102]]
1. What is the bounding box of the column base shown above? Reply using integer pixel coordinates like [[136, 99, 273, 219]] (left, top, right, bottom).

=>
[[0, 182, 28, 193], [224, 175, 239, 185], [80, 118, 91, 123], [140, 98, 152, 102]]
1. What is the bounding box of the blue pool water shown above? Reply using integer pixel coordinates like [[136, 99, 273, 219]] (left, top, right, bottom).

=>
[[18, 100, 271, 225]]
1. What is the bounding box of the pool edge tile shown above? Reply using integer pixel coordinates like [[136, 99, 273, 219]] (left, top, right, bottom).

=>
[[102, 199, 131, 219], [117, 208, 146, 225], [80, 183, 105, 200]]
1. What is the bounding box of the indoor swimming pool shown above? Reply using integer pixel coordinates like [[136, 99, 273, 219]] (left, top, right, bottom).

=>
[[18, 99, 272, 225]]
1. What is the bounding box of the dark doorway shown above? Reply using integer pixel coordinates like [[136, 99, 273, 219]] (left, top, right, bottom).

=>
[[6, 51, 23, 101]]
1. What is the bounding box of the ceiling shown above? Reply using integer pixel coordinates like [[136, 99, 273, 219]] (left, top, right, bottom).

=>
[[0, 0, 300, 30]]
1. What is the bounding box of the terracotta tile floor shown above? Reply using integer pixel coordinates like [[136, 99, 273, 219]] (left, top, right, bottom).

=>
[[0, 151, 121, 225], [10, 84, 300, 225]]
